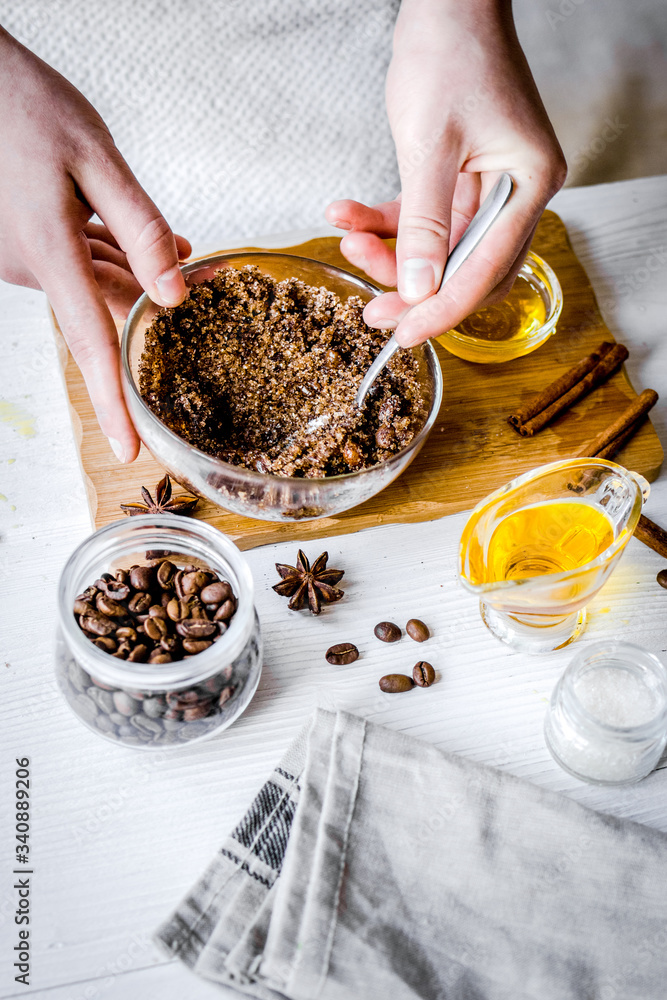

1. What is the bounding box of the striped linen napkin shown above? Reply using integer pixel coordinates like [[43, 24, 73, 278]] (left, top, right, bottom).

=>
[[156, 709, 667, 999]]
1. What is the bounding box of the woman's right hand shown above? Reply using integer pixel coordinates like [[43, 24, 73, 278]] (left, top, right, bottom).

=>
[[0, 27, 190, 463]]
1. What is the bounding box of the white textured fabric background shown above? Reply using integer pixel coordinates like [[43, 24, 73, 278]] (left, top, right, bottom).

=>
[[0, 0, 664, 245]]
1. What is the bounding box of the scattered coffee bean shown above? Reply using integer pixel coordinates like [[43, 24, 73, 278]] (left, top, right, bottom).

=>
[[658, 569, 667, 589], [379, 674, 414, 693], [325, 643, 359, 665], [412, 661, 436, 687], [406, 619, 430, 643], [374, 621, 402, 643]]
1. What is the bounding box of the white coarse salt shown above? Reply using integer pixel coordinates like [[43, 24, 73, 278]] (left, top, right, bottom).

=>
[[574, 665, 659, 728]]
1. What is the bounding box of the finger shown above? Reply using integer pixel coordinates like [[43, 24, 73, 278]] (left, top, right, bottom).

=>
[[394, 141, 461, 305], [34, 229, 141, 462], [339, 231, 398, 288], [83, 221, 121, 249], [76, 150, 186, 308], [84, 221, 191, 261], [363, 291, 409, 330], [394, 178, 551, 347], [92, 259, 143, 320], [89, 238, 133, 271], [175, 233, 192, 259], [325, 198, 401, 237]]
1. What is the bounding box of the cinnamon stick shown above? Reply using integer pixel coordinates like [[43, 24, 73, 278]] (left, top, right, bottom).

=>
[[577, 389, 659, 459], [596, 418, 648, 461], [508, 341, 614, 429], [635, 514, 667, 560], [514, 342, 629, 437]]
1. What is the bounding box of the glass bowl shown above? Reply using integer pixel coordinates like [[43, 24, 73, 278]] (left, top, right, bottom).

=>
[[55, 514, 262, 750], [121, 251, 443, 522], [436, 251, 563, 364]]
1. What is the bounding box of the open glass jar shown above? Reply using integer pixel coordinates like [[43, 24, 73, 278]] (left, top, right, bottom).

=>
[[55, 515, 262, 749]]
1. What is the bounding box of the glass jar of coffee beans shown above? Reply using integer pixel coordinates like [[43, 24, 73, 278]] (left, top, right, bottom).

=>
[[55, 514, 262, 749]]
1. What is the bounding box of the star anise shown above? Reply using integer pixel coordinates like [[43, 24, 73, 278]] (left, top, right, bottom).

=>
[[272, 550, 344, 615], [119, 474, 199, 517]]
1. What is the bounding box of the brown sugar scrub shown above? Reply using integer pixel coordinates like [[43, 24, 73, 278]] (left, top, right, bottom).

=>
[[138, 265, 429, 478]]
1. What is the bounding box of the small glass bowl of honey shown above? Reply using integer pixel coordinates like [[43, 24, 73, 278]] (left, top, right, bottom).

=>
[[436, 250, 562, 364]]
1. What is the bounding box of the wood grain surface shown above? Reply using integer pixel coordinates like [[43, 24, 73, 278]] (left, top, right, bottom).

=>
[[50, 210, 664, 548]]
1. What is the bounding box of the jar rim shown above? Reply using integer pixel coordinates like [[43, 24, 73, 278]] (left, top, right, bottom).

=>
[[57, 514, 256, 690]]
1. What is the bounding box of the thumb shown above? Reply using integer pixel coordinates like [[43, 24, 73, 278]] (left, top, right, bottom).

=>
[[394, 145, 460, 305], [76, 148, 186, 308]]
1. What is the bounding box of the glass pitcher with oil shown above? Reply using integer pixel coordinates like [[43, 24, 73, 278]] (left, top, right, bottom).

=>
[[458, 459, 648, 653]]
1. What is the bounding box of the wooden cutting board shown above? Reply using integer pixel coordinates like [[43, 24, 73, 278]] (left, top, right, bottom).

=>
[[51, 210, 663, 549]]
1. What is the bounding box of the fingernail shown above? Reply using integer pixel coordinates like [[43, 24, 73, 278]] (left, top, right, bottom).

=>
[[108, 437, 127, 463], [367, 316, 397, 331], [400, 258, 435, 301], [155, 265, 185, 306]]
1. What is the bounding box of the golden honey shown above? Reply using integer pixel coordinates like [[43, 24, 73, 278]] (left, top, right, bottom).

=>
[[454, 273, 546, 344], [436, 251, 561, 363], [468, 499, 615, 586]]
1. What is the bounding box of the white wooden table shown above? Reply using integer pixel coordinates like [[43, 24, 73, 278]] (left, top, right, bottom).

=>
[[1, 175, 667, 1000]]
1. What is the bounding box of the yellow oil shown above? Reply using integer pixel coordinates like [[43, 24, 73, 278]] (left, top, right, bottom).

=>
[[437, 271, 551, 363], [470, 500, 615, 585], [455, 273, 546, 343]]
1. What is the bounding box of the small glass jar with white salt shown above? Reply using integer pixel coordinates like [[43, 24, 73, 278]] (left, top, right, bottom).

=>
[[544, 640, 667, 785]]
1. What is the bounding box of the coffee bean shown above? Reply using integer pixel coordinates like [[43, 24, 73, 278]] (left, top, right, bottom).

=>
[[127, 644, 149, 663], [112, 691, 139, 716], [148, 651, 172, 664], [214, 599, 236, 621], [162, 716, 183, 731], [379, 674, 414, 693], [176, 619, 217, 639], [128, 591, 152, 614], [144, 618, 165, 641], [94, 636, 117, 653], [80, 612, 116, 637], [96, 715, 117, 734], [200, 581, 233, 604], [148, 604, 168, 620], [181, 570, 210, 596], [96, 594, 127, 619], [130, 714, 163, 735], [183, 639, 213, 655], [183, 703, 213, 722], [145, 549, 171, 561], [91, 677, 115, 691], [87, 687, 115, 714], [412, 661, 435, 687], [658, 569, 667, 589], [406, 619, 430, 643], [99, 577, 131, 600], [156, 560, 176, 589], [374, 621, 402, 643], [129, 565, 154, 591], [116, 627, 137, 642], [325, 643, 359, 665], [74, 693, 99, 723], [142, 696, 166, 719], [73, 597, 94, 616], [218, 686, 235, 708], [68, 662, 90, 693]]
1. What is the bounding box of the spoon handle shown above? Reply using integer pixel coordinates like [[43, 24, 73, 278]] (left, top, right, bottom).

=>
[[355, 172, 514, 408]]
